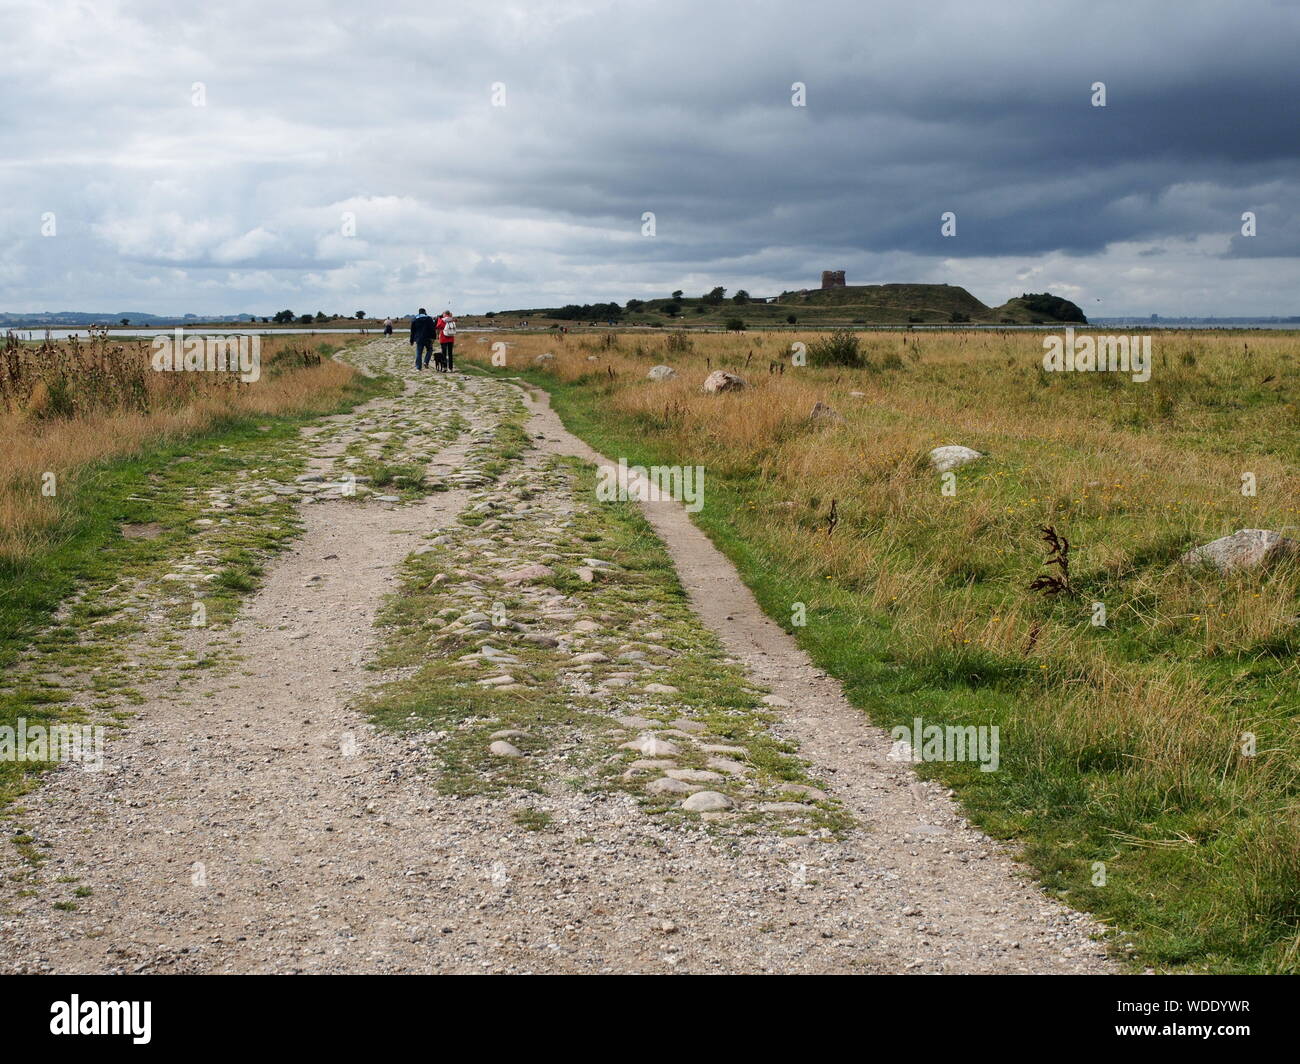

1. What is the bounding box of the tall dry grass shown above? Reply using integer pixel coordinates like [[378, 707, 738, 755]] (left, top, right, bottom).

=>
[[1, 332, 363, 562], [465, 329, 1300, 672]]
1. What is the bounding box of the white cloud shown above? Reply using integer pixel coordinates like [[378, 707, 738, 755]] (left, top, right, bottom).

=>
[[1, 0, 1297, 315]]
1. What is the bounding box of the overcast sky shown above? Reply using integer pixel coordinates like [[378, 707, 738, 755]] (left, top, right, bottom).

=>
[[3, 0, 1298, 317]]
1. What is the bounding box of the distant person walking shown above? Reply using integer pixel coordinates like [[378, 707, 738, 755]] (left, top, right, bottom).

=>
[[439, 310, 457, 371], [383, 316, 393, 336], [432, 311, 447, 371], [408, 308, 435, 370]]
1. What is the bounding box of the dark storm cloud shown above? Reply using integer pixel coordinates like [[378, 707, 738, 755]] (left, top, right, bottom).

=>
[[1, 0, 1297, 316]]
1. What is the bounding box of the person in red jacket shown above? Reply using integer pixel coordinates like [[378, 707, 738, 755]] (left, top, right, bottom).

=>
[[438, 310, 456, 372], [432, 312, 447, 371]]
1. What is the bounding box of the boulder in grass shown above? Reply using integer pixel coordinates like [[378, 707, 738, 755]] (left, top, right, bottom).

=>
[[929, 445, 984, 473], [702, 370, 746, 394], [533, 352, 555, 365], [647, 365, 677, 381], [1181, 529, 1300, 574], [809, 401, 844, 425]]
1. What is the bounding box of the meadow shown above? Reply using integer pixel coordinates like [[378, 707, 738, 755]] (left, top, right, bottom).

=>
[[461, 326, 1300, 973]]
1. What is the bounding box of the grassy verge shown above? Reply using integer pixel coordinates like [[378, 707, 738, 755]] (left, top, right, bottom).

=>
[[460, 330, 1300, 974]]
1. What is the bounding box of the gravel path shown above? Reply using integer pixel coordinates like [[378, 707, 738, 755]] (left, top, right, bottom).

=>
[[0, 338, 1115, 974]]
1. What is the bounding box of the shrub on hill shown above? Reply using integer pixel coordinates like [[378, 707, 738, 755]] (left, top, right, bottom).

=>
[[1018, 292, 1086, 322]]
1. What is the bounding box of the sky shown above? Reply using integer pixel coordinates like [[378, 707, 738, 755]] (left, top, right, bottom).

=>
[[2, 0, 1298, 317]]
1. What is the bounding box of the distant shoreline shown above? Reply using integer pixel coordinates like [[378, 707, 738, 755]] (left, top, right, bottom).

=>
[[8, 321, 1300, 342]]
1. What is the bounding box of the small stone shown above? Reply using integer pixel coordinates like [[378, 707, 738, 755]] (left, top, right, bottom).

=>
[[681, 791, 733, 812], [489, 729, 528, 740], [619, 736, 680, 757], [500, 563, 554, 586], [489, 741, 523, 758], [761, 694, 791, 707], [778, 783, 829, 801], [666, 769, 723, 783], [644, 683, 679, 695], [647, 365, 678, 381], [646, 777, 699, 796]]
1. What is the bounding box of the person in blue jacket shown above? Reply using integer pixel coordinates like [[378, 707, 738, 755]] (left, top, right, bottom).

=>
[[408, 308, 436, 370]]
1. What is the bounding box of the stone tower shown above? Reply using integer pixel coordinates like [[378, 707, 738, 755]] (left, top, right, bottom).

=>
[[820, 270, 846, 289]]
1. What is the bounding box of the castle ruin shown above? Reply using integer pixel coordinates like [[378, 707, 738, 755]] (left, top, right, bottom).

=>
[[820, 270, 846, 289]]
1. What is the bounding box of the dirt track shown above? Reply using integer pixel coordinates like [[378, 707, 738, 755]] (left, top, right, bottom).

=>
[[0, 338, 1114, 974]]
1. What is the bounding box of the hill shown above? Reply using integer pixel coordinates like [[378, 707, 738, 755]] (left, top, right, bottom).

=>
[[488, 284, 1086, 328]]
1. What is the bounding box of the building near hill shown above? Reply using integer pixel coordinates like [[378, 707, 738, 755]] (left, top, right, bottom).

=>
[[820, 269, 846, 289]]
